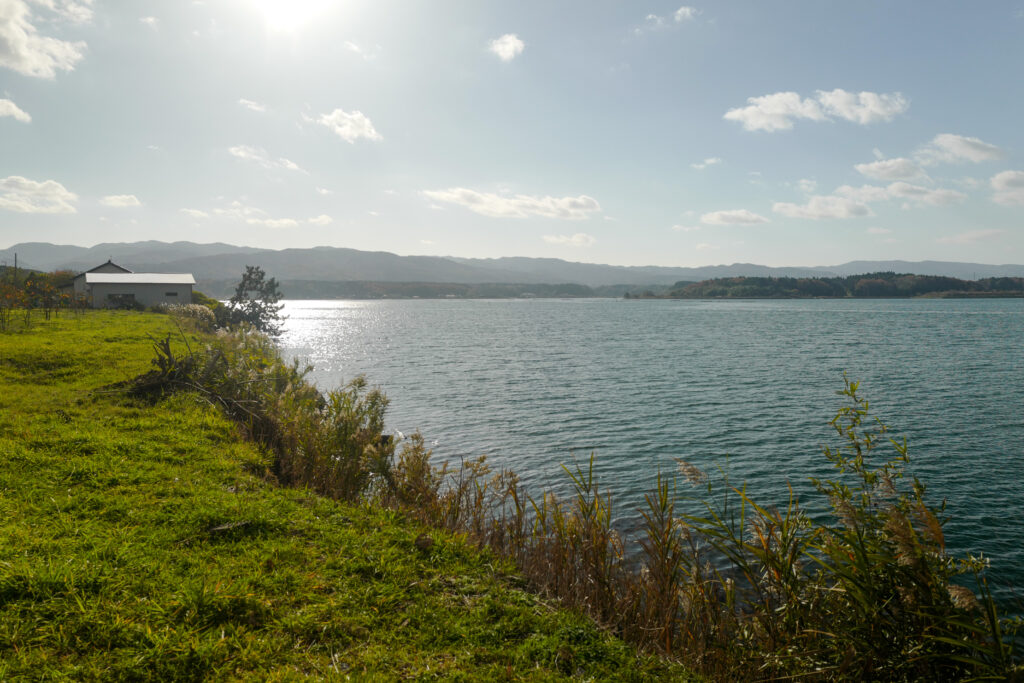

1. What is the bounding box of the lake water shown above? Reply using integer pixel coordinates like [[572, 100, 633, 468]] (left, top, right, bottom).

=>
[[278, 298, 1023, 597]]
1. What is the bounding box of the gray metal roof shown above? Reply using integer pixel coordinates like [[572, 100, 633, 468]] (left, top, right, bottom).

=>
[[86, 260, 132, 273], [85, 273, 195, 284]]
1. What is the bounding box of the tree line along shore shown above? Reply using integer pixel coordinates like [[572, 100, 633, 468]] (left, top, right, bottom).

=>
[[631, 272, 1024, 299], [4, 263, 1024, 301]]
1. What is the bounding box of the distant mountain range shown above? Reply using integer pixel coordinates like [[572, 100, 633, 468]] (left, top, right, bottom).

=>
[[3, 241, 1024, 292]]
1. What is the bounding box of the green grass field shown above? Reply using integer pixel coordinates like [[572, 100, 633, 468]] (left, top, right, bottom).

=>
[[0, 312, 694, 681]]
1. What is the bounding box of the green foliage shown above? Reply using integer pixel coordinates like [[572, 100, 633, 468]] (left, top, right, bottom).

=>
[[19, 311, 1019, 680], [376, 380, 1022, 679], [160, 303, 217, 332], [190, 288, 222, 309], [224, 265, 284, 335], [0, 312, 687, 680], [0, 268, 89, 331], [201, 278, 608, 300], [670, 272, 1024, 298], [125, 326, 396, 502], [667, 376, 1022, 679]]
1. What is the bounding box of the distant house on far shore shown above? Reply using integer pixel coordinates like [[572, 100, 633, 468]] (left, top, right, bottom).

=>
[[68, 260, 196, 308]]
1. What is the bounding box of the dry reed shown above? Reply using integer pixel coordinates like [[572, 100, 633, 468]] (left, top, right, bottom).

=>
[[135, 325, 1022, 680]]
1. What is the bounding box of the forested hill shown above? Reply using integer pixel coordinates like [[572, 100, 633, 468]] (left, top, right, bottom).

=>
[[665, 273, 1024, 298], [5, 241, 1024, 288]]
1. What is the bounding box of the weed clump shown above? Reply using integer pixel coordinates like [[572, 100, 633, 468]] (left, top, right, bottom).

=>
[[132, 328, 1022, 679], [125, 328, 394, 501]]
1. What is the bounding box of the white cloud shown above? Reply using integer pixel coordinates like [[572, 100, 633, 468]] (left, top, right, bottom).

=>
[[636, 14, 666, 33], [691, 157, 721, 170], [700, 209, 769, 225], [724, 89, 907, 132], [0, 175, 77, 213], [886, 181, 966, 206], [867, 227, 891, 235], [672, 224, 701, 232], [228, 145, 266, 163], [636, 7, 699, 34], [139, 16, 158, 28], [317, 108, 382, 143], [835, 184, 892, 203], [674, 6, 699, 21], [212, 202, 254, 220], [210, 203, 324, 228], [815, 89, 909, 125], [0, 97, 30, 122], [238, 98, 266, 112], [916, 134, 1003, 165], [854, 157, 923, 181], [0, 0, 87, 77], [694, 242, 717, 251], [991, 170, 1024, 206], [35, 0, 94, 23], [489, 33, 524, 61], [315, 187, 333, 195], [773, 195, 871, 220], [835, 181, 967, 207], [100, 194, 141, 207], [180, 208, 209, 219], [938, 229, 1006, 245], [422, 188, 601, 219], [250, 217, 298, 228], [543, 233, 595, 247], [724, 92, 825, 132], [796, 178, 817, 193], [228, 145, 304, 172]]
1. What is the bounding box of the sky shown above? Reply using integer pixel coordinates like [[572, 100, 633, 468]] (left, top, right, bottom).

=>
[[1, 0, 1022, 267]]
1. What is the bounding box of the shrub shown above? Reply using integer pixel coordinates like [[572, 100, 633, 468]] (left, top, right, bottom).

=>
[[159, 303, 217, 333], [129, 332, 1022, 679], [127, 328, 393, 501], [191, 290, 221, 308], [379, 378, 1022, 679]]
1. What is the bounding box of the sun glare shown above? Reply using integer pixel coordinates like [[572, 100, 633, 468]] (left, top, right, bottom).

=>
[[250, 0, 332, 32]]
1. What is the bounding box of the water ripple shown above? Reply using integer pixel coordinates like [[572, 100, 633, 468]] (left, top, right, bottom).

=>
[[280, 298, 1024, 600]]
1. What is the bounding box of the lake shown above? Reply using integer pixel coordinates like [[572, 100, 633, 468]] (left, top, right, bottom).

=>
[[278, 297, 1023, 597]]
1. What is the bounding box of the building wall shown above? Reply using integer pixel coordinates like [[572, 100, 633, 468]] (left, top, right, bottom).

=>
[[89, 283, 193, 308], [73, 263, 131, 297]]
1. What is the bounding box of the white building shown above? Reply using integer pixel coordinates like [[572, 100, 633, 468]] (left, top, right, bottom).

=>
[[69, 259, 132, 297], [85, 273, 196, 308]]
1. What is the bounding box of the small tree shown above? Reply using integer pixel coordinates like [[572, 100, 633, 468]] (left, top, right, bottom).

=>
[[226, 265, 285, 336]]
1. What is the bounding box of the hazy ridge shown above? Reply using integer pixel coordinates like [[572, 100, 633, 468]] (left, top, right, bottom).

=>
[[4, 241, 1024, 290]]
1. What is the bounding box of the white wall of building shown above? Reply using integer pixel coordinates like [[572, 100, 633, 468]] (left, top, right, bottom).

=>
[[89, 283, 193, 308]]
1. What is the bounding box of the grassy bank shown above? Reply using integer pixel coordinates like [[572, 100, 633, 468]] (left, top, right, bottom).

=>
[[0, 312, 692, 680]]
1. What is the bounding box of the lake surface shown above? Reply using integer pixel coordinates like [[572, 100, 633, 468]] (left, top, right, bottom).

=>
[[278, 298, 1023, 597]]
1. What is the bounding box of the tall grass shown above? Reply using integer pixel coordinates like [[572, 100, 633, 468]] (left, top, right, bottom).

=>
[[137, 317, 1022, 680], [125, 326, 394, 502]]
